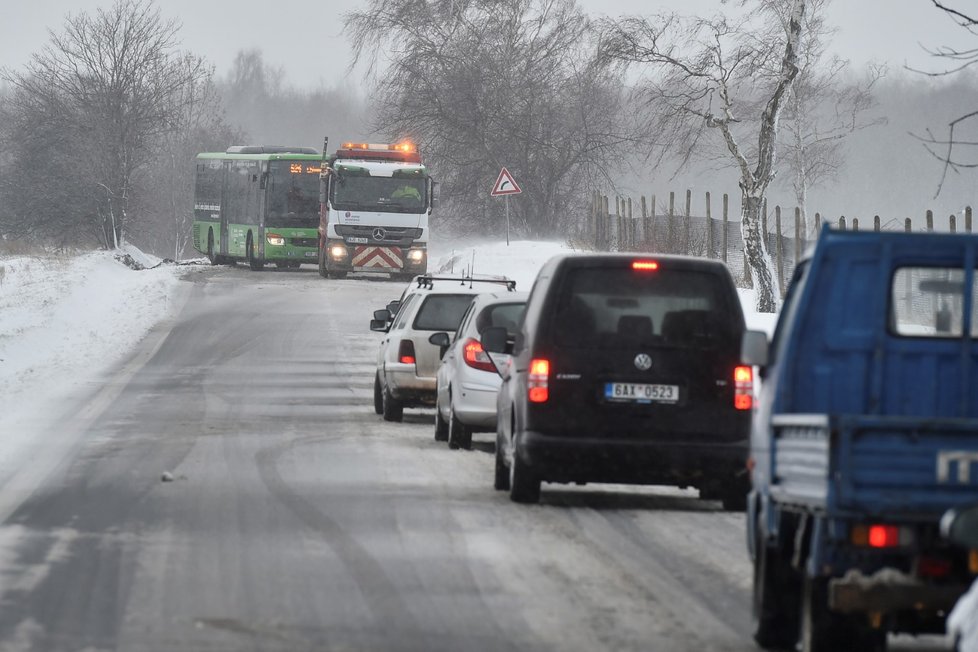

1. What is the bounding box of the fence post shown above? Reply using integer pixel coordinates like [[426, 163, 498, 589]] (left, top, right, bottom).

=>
[[950, 214, 957, 233], [926, 209, 934, 232], [640, 195, 648, 247], [627, 197, 635, 249], [604, 195, 612, 250], [616, 196, 623, 251], [905, 218, 912, 233], [706, 191, 713, 259], [668, 192, 675, 252], [853, 217, 859, 231], [649, 194, 657, 250], [722, 193, 729, 264], [794, 207, 801, 263], [874, 215, 880, 232], [776, 207, 784, 295], [815, 212, 822, 235], [684, 189, 692, 254], [967, 206, 973, 233], [839, 216, 847, 230]]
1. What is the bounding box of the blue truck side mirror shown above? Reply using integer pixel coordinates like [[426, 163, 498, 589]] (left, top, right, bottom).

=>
[[941, 504, 978, 549], [741, 330, 769, 368]]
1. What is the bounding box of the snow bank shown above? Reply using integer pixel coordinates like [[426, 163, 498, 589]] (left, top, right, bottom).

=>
[[0, 247, 182, 458]]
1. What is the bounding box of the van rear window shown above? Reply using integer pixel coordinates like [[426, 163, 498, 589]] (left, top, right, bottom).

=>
[[552, 267, 732, 348]]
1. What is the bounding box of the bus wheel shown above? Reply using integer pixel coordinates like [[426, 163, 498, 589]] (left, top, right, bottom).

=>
[[207, 231, 220, 265], [247, 234, 264, 271]]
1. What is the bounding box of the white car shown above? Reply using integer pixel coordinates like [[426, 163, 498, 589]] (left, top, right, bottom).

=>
[[371, 275, 516, 422], [430, 291, 528, 449], [944, 504, 978, 651]]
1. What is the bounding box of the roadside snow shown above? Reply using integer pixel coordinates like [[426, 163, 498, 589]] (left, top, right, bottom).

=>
[[0, 244, 182, 467]]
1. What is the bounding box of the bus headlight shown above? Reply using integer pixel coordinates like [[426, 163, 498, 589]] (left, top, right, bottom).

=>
[[266, 234, 285, 246], [330, 245, 348, 259], [407, 249, 425, 262]]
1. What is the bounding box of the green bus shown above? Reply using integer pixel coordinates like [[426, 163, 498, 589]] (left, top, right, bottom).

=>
[[191, 146, 323, 269]]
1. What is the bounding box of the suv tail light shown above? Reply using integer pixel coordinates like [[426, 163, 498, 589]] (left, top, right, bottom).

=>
[[528, 358, 550, 403], [734, 365, 753, 410], [398, 340, 417, 365], [463, 338, 496, 373]]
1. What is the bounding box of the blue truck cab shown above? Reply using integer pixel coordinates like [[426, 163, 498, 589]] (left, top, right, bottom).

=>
[[743, 228, 978, 651]]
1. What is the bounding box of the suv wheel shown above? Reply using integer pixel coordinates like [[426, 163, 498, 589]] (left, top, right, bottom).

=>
[[494, 436, 510, 491], [509, 451, 540, 503], [382, 383, 403, 422], [447, 404, 472, 450], [373, 373, 384, 415], [434, 400, 448, 442]]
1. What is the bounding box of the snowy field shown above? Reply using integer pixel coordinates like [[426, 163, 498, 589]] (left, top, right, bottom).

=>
[[0, 239, 778, 470]]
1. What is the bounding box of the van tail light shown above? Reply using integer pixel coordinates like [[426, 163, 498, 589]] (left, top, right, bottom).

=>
[[398, 340, 417, 365], [734, 365, 753, 410], [528, 358, 550, 403], [463, 338, 496, 373]]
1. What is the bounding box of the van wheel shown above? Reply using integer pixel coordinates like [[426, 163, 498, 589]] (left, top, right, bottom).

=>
[[373, 374, 384, 415], [509, 452, 540, 503], [752, 541, 800, 649], [381, 384, 403, 422], [447, 405, 472, 450], [207, 231, 220, 265], [494, 438, 510, 491], [434, 400, 448, 441]]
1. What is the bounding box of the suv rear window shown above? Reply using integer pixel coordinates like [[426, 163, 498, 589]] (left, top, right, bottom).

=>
[[552, 267, 732, 349], [413, 294, 475, 331]]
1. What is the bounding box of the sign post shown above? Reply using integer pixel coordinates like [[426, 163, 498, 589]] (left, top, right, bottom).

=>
[[490, 167, 522, 246]]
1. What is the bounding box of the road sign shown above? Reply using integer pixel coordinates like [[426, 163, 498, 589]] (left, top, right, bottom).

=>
[[490, 167, 522, 196]]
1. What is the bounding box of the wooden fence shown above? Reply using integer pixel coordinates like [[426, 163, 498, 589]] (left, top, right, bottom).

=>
[[585, 190, 975, 291]]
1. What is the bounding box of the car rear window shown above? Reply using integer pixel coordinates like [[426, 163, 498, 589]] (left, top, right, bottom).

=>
[[413, 294, 475, 331], [474, 303, 525, 334], [552, 266, 734, 349]]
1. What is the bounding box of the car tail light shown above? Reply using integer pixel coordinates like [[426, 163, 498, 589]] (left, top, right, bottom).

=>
[[528, 358, 550, 403], [463, 338, 496, 373], [734, 365, 753, 410], [916, 556, 953, 578], [851, 524, 913, 548], [632, 260, 659, 271], [398, 340, 416, 365]]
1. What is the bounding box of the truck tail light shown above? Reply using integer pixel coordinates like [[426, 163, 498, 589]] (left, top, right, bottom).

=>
[[398, 340, 417, 366], [463, 339, 496, 373], [528, 358, 550, 403], [851, 524, 913, 548], [734, 365, 753, 410]]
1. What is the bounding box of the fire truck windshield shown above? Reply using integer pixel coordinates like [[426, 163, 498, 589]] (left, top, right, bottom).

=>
[[331, 175, 427, 214]]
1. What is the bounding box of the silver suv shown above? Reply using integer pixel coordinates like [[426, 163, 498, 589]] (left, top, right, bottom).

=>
[[370, 275, 516, 422]]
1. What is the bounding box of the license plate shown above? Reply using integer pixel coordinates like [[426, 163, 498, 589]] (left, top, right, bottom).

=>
[[303, 251, 318, 257], [604, 382, 679, 403], [347, 237, 369, 244]]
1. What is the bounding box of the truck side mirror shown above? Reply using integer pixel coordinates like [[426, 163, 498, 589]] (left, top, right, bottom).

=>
[[428, 331, 450, 359], [941, 504, 978, 549], [741, 330, 769, 368]]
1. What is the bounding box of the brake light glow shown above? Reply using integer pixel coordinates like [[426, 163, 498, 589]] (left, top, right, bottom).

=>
[[632, 260, 659, 271], [734, 365, 753, 410], [528, 358, 550, 403], [851, 524, 912, 548], [463, 338, 496, 373], [916, 556, 953, 578], [398, 340, 417, 366]]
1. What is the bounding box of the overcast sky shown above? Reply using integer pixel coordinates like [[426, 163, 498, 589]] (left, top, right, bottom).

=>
[[0, 1, 973, 89]]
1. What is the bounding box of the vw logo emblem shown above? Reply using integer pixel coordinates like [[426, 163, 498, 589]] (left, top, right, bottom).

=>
[[372, 227, 387, 241], [634, 353, 652, 371]]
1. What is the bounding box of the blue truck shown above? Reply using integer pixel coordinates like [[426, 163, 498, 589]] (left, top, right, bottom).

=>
[[743, 228, 978, 651]]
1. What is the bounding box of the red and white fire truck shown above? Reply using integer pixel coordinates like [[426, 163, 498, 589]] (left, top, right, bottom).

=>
[[317, 140, 432, 279]]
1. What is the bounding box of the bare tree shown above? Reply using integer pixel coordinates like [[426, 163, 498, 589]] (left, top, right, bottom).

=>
[[345, 0, 633, 238], [0, 0, 211, 249], [603, 0, 807, 312], [912, 1, 978, 196], [779, 1, 885, 231]]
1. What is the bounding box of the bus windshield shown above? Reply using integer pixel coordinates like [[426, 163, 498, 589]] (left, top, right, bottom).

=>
[[331, 175, 427, 214], [266, 161, 321, 227]]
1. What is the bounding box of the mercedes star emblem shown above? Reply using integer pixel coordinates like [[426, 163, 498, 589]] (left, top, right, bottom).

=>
[[634, 353, 652, 371], [372, 227, 387, 241]]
